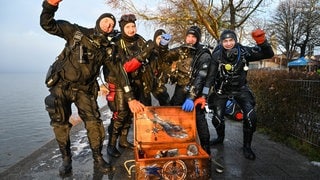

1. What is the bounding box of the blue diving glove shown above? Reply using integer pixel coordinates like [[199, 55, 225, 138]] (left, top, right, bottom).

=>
[[182, 98, 194, 112], [160, 33, 172, 46]]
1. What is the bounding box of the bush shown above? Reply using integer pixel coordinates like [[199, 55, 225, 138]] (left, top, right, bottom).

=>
[[247, 69, 320, 161]]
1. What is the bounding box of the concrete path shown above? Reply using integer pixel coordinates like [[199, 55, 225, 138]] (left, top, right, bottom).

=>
[[1, 106, 319, 180]]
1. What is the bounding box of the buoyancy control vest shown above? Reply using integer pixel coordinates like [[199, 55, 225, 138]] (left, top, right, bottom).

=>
[[45, 26, 108, 88], [214, 45, 249, 94], [173, 44, 210, 88], [118, 35, 155, 94]]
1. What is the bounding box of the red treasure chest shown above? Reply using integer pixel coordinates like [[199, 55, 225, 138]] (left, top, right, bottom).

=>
[[133, 106, 210, 180]]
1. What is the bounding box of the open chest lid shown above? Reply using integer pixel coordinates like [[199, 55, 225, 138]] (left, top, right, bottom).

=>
[[134, 106, 196, 145]]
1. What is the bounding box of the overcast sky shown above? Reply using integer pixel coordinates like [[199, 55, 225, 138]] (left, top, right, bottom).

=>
[[1, 1, 294, 73], [0, 0, 158, 73]]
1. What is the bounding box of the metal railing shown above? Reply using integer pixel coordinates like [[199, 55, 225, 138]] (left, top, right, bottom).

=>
[[287, 79, 320, 147]]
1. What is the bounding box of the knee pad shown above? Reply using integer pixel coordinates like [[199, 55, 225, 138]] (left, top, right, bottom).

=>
[[45, 94, 66, 124]]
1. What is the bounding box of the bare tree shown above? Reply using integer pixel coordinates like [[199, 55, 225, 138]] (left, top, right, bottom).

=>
[[270, 0, 320, 60], [299, 0, 320, 57], [105, 0, 268, 45]]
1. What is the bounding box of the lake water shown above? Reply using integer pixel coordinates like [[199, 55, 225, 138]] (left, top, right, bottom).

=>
[[0, 72, 109, 173], [0, 72, 54, 173]]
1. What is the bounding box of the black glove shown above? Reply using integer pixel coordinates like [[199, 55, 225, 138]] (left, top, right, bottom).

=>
[[136, 40, 154, 62]]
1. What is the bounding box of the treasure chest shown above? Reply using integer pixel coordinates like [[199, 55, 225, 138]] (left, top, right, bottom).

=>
[[134, 106, 210, 179]]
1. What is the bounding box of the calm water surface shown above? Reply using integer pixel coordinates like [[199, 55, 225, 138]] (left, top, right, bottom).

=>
[[0, 72, 56, 173]]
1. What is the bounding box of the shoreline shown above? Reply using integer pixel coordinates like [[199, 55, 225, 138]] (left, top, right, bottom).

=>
[[0, 103, 109, 175], [0, 119, 85, 176]]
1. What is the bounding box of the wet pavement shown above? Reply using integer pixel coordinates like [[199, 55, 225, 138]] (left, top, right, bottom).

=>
[[1, 105, 320, 180]]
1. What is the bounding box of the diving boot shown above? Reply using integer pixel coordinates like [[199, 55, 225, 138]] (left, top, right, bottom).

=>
[[107, 145, 121, 158], [59, 156, 72, 177], [92, 149, 114, 173], [107, 129, 121, 157], [243, 145, 256, 160], [243, 129, 256, 160]]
